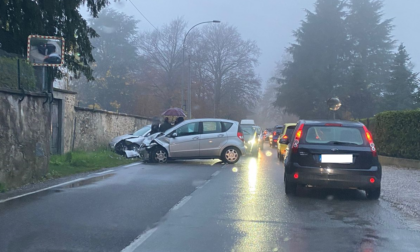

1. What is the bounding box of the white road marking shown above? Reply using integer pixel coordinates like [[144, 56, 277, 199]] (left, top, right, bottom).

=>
[[95, 170, 114, 175], [0, 178, 84, 204], [171, 196, 192, 211], [212, 170, 220, 177], [196, 180, 210, 189], [121, 227, 158, 252], [124, 163, 141, 168]]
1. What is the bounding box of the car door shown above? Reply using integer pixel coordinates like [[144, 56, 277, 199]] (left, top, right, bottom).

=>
[[169, 122, 200, 158], [199, 121, 227, 157]]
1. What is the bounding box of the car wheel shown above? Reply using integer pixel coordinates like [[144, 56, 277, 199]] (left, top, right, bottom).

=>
[[115, 142, 128, 155], [366, 187, 381, 200], [222, 147, 240, 164], [284, 174, 297, 195], [151, 146, 168, 163]]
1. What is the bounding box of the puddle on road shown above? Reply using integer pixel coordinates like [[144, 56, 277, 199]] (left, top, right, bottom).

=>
[[62, 173, 115, 188]]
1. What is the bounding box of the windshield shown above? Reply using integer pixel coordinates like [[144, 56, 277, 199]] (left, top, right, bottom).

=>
[[285, 126, 296, 138], [241, 125, 256, 135], [132, 125, 151, 137]]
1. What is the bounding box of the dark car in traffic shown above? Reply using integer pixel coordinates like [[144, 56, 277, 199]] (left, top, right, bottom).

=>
[[269, 125, 283, 148], [283, 120, 381, 200], [240, 123, 259, 157], [43, 53, 61, 64]]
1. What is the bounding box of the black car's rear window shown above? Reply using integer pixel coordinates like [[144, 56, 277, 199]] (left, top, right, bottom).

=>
[[304, 126, 364, 145]]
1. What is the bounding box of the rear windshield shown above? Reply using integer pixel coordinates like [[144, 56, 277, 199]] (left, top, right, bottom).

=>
[[240, 125, 256, 135], [304, 126, 364, 145], [285, 126, 296, 138]]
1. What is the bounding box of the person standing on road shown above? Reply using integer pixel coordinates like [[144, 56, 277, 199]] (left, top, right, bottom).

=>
[[175, 117, 184, 125], [159, 117, 172, 132], [150, 117, 160, 134]]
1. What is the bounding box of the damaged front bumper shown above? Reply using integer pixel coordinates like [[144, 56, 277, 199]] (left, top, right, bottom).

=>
[[124, 144, 156, 160]]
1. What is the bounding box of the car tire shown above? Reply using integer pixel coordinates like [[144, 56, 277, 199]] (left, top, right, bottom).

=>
[[366, 187, 381, 200], [222, 147, 240, 164], [151, 146, 168, 163], [284, 174, 297, 195]]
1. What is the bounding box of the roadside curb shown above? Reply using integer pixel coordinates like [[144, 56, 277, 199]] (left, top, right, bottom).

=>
[[379, 155, 420, 169]]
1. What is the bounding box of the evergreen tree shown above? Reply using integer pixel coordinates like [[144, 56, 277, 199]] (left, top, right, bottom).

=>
[[344, 0, 394, 118], [72, 9, 142, 114], [383, 44, 419, 111], [276, 0, 349, 119]]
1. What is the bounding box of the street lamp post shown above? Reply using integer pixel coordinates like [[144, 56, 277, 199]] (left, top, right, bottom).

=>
[[182, 20, 220, 119]]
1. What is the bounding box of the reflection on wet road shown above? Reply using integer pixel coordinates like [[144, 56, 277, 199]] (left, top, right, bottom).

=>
[[136, 146, 420, 252], [1, 146, 420, 252]]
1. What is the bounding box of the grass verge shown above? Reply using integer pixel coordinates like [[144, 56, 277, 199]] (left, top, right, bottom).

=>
[[0, 183, 7, 193], [48, 149, 137, 178]]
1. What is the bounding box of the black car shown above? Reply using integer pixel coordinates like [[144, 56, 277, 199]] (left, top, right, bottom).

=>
[[43, 53, 61, 64], [283, 120, 381, 200], [269, 125, 283, 148]]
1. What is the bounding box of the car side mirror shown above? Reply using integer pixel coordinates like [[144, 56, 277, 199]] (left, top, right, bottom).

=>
[[171, 132, 178, 138]]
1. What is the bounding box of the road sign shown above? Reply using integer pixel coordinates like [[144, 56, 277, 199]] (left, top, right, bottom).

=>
[[27, 35, 65, 66]]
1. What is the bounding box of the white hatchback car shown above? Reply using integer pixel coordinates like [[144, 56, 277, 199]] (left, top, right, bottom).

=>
[[140, 118, 246, 164]]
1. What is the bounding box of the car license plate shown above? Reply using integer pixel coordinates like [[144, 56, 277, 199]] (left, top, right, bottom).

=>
[[321, 154, 353, 164]]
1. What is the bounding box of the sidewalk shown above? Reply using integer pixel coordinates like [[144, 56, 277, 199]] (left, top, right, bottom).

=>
[[381, 165, 420, 222]]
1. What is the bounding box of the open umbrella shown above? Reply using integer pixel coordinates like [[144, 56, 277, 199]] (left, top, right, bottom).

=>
[[161, 107, 186, 117]]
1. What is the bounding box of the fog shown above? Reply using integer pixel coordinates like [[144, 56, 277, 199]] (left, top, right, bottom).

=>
[[82, 0, 420, 86]]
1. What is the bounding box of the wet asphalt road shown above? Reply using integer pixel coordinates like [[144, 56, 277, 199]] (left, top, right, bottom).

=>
[[1, 144, 420, 252]]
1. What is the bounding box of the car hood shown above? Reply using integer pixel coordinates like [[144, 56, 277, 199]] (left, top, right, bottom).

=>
[[142, 132, 164, 146], [109, 134, 134, 146], [124, 136, 147, 145]]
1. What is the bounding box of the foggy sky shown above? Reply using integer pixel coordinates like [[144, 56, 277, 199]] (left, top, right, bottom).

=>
[[83, 0, 420, 86]]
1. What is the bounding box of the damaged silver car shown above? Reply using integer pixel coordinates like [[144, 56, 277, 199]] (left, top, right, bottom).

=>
[[137, 119, 246, 164], [109, 125, 151, 155]]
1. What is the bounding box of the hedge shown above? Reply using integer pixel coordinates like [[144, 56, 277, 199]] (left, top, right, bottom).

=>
[[0, 56, 37, 91], [371, 110, 420, 160]]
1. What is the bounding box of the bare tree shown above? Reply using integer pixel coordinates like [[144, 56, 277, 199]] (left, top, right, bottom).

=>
[[197, 24, 261, 117], [136, 18, 187, 109]]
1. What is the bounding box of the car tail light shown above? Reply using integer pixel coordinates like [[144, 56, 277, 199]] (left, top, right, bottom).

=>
[[282, 135, 288, 139], [292, 124, 304, 153], [293, 172, 299, 179], [273, 131, 277, 136], [363, 125, 377, 157], [237, 132, 244, 142], [369, 177, 375, 184]]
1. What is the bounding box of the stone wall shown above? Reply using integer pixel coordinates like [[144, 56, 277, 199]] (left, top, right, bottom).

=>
[[73, 107, 151, 151], [0, 87, 151, 188], [0, 89, 50, 188]]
